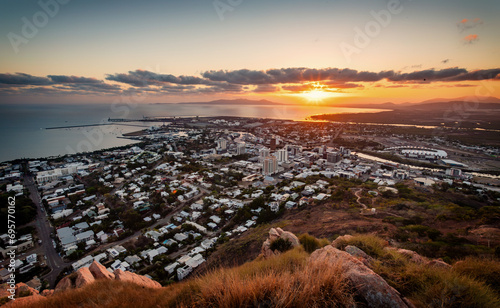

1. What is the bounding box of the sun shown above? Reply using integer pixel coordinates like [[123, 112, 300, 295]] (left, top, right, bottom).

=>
[[301, 89, 332, 102]]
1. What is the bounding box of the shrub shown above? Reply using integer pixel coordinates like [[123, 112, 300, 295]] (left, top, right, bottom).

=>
[[299, 233, 329, 253], [453, 257, 500, 294], [270, 238, 293, 253], [334, 234, 387, 258]]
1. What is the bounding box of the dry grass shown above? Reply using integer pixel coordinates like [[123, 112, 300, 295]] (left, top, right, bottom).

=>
[[452, 257, 500, 294], [333, 233, 388, 257], [19, 248, 354, 308]]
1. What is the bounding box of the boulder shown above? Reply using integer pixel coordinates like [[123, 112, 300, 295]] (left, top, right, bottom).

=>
[[89, 260, 115, 280], [268, 228, 280, 242], [397, 249, 427, 264], [310, 246, 410, 308], [261, 239, 276, 258], [277, 229, 300, 247], [427, 259, 451, 269], [75, 267, 95, 288], [113, 269, 162, 289], [55, 267, 96, 292], [261, 228, 300, 258], [331, 234, 353, 248], [14, 283, 38, 297], [344, 245, 374, 267], [41, 289, 54, 297], [54, 274, 74, 292]]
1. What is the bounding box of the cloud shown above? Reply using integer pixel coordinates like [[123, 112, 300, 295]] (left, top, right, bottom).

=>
[[0, 73, 52, 86], [463, 34, 479, 44], [48, 75, 103, 84], [252, 84, 279, 93], [1, 67, 500, 97], [106, 70, 212, 87], [457, 18, 483, 32]]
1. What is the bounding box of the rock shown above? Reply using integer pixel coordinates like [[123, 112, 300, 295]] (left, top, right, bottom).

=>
[[55, 267, 95, 292], [261, 239, 276, 258], [55, 274, 74, 292], [268, 228, 280, 242], [89, 260, 115, 280], [344, 245, 374, 267], [113, 269, 162, 289], [15, 283, 38, 297], [276, 229, 300, 247], [427, 259, 451, 269], [261, 228, 300, 258], [397, 249, 427, 264], [331, 235, 353, 248], [75, 267, 95, 288], [310, 246, 409, 308], [41, 289, 54, 297]]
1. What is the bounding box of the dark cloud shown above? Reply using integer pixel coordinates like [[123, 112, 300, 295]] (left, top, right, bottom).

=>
[[387, 68, 468, 82], [48, 75, 103, 84], [446, 69, 500, 81], [106, 70, 212, 87], [1, 67, 500, 97], [0, 73, 52, 86]]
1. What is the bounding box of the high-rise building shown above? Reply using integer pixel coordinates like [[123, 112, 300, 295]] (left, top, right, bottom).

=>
[[290, 145, 302, 156], [326, 152, 341, 164], [262, 156, 278, 175], [270, 138, 277, 150], [216, 138, 227, 151], [276, 148, 288, 162], [259, 147, 270, 159], [236, 142, 246, 155]]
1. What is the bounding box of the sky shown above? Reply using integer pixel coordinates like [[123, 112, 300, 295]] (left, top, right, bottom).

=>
[[0, 0, 499, 105]]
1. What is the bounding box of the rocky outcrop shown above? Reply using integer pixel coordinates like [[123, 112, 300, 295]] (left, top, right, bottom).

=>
[[54, 261, 160, 292], [310, 246, 410, 308], [14, 283, 39, 297], [89, 260, 115, 280], [344, 245, 374, 267], [41, 289, 54, 297], [55, 266, 95, 292], [331, 234, 353, 248], [427, 259, 452, 269], [393, 248, 451, 269], [3, 283, 43, 307], [397, 248, 427, 264], [114, 269, 162, 289], [261, 227, 300, 258], [5, 260, 162, 307]]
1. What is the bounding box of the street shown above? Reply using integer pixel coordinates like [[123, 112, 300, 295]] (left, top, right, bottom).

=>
[[23, 174, 72, 288]]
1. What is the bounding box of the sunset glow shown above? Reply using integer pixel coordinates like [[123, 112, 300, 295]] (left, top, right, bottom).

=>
[[0, 0, 498, 105]]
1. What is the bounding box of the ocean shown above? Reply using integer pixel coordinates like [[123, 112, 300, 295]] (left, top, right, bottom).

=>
[[0, 103, 385, 163]]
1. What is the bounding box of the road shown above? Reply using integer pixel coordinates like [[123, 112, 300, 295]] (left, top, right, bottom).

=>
[[23, 174, 72, 288]]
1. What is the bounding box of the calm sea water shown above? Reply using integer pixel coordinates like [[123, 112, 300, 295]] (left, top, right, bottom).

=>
[[0, 103, 385, 163]]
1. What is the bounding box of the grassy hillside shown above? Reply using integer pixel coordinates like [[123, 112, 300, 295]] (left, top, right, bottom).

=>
[[7, 234, 500, 308]]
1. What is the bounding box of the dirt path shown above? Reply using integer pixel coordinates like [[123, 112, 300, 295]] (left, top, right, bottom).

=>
[[353, 188, 368, 210]]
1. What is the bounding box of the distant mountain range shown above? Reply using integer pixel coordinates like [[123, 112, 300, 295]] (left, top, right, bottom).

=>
[[176, 99, 283, 105], [166, 97, 500, 109], [332, 96, 500, 110]]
